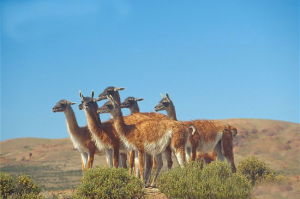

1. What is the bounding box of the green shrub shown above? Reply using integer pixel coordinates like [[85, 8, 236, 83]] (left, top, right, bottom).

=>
[[0, 172, 43, 199], [0, 173, 15, 198], [14, 175, 41, 196], [73, 167, 144, 199], [157, 161, 252, 199], [237, 156, 278, 185]]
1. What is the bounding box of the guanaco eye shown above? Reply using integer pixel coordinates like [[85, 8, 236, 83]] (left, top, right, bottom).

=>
[[162, 102, 169, 106]]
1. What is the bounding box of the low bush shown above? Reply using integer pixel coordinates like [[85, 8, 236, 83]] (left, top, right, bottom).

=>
[[157, 161, 252, 199], [14, 175, 41, 196], [73, 167, 144, 199], [0, 172, 15, 198], [0, 172, 43, 199], [237, 156, 278, 185]]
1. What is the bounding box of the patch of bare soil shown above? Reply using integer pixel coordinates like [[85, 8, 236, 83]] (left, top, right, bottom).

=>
[[144, 187, 168, 199]]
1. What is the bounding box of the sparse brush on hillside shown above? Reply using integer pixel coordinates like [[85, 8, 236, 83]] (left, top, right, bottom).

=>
[[157, 161, 252, 199], [237, 156, 281, 185], [73, 167, 144, 199], [0, 172, 43, 199]]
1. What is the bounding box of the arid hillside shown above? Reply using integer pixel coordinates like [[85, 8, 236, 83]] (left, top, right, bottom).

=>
[[0, 118, 299, 198]]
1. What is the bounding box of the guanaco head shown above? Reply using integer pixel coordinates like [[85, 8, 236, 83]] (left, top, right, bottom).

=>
[[97, 86, 125, 103], [120, 97, 144, 114], [79, 91, 98, 114], [97, 101, 112, 114], [154, 93, 173, 112], [223, 125, 238, 137], [104, 95, 122, 118], [52, 100, 76, 112], [121, 97, 143, 108]]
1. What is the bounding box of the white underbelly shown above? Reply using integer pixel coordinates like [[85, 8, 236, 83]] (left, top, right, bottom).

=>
[[198, 132, 223, 152], [144, 130, 172, 155]]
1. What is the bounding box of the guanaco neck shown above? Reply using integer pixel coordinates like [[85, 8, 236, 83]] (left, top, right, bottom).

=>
[[167, 102, 177, 121], [112, 103, 128, 136], [129, 103, 140, 114], [85, 107, 103, 135], [64, 106, 80, 135]]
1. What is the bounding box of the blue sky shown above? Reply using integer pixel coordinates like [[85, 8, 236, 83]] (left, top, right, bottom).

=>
[[1, 0, 299, 141]]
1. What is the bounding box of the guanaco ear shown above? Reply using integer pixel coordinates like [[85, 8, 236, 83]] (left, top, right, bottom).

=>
[[160, 93, 164, 98], [114, 87, 125, 91], [189, 125, 197, 135], [166, 93, 171, 101], [107, 95, 114, 103], [135, 98, 144, 101], [91, 91, 94, 98], [79, 90, 84, 99]]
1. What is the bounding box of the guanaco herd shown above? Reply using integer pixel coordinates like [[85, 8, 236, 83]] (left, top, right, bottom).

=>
[[52, 86, 237, 187]]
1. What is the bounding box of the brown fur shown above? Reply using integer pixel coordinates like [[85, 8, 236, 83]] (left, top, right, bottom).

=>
[[123, 112, 168, 123]]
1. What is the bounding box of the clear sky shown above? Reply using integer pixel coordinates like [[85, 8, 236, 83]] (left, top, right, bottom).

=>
[[1, 0, 299, 141]]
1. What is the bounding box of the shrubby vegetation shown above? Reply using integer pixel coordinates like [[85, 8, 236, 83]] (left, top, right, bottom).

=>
[[237, 156, 280, 185], [73, 167, 144, 199], [0, 172, 15, 198], [0, 172, 43, 199], [0, 156, 281, 199], [157, 161, 252, 199]]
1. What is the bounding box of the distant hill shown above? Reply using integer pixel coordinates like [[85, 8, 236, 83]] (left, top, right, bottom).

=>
[[0, 119, 299, 198]]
